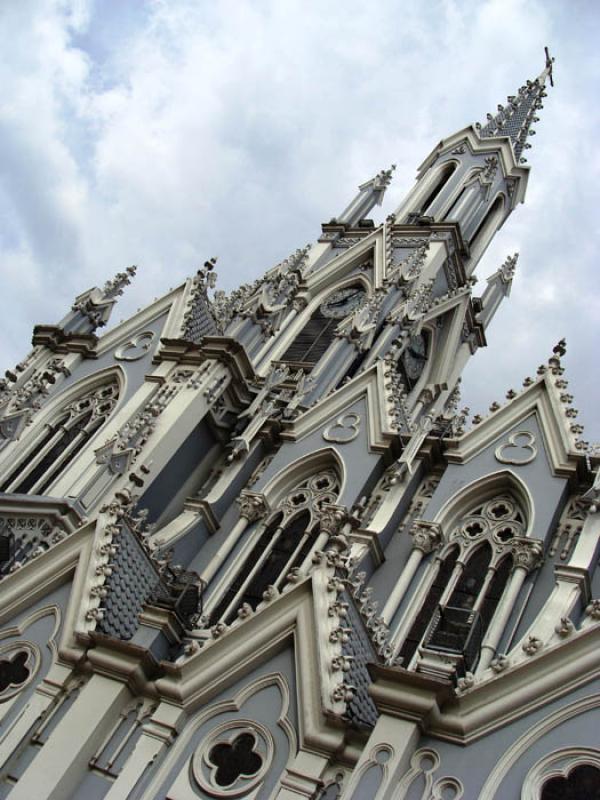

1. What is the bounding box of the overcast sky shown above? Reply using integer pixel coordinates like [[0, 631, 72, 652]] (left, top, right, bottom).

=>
[[1, 0, 599, 440]]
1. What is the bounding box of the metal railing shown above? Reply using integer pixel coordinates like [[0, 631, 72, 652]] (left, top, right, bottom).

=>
[[425, 605, 483, 672]]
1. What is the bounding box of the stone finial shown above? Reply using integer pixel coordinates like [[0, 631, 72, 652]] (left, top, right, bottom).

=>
[[499, 253, 519, 283], [373, 163, 396, 190], [100, 265, 137, 300]]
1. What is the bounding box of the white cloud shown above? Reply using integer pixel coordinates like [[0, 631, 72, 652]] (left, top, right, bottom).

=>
[[0, 0, 599, 436]]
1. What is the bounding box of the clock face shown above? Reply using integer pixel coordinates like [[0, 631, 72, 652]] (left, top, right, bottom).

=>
[[401, 333, 428, 383], [320, 286, 366, 319]]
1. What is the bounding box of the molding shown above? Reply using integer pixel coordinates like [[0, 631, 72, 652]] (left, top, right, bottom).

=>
[[155, 572, 357, 756], [443, 376, 587, 480], [279, 362, 396, 453], [521, 746, 600, 800], [424, 623, 600, 743], [31, 326, 98, 357], [413, 125, 530, 205], [479, 696, 600, 799]]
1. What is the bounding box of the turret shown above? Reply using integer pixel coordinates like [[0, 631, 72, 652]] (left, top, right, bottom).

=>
[[336, 164, 396, 226]]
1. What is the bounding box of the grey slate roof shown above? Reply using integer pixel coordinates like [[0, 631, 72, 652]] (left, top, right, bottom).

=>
[[98, 523, 169, 640], [341, 589, 379, 729]]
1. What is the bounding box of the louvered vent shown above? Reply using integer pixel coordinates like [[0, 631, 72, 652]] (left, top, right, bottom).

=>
[[280, 310, 337, 370]]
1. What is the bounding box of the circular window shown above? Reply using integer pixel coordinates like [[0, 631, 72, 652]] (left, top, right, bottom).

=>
[[0, 641, 40, 702], [192, 720, 274, 797]]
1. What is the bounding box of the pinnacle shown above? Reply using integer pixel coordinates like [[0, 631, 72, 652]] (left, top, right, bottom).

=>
[[101, 264, 137, 300], [370, 163, 396, 190], [475, 47, 555, 163], [499, 252, 519, 283]]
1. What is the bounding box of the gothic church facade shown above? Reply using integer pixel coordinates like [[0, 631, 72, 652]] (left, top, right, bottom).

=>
[[0, 51, 598, 800]]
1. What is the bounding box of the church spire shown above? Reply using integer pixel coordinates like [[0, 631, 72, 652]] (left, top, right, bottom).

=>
[[476, 47, 555, 163]]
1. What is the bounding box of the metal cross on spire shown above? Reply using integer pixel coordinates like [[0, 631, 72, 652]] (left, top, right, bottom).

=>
[[475, 47, 555, 163]]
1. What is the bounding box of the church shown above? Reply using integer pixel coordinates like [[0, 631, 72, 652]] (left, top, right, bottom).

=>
[[0, 49, 598, 799]]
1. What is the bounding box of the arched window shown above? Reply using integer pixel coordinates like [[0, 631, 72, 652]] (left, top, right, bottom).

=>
[[467, 194, 505, 263], [541, 766, 600, 800], [398, 494, 524, 671], [0, 379, 120, 495], [416, 162, 458, 218], [280, 285, 366, 370], [398, 331, 429, 392], [209, 470, 340, 625]]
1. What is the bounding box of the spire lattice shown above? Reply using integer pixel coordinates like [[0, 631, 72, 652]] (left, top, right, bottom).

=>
[[476, 47, 555, 163]]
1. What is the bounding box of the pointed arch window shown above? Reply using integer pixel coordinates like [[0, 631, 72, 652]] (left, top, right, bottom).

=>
[[0, 379, 120, 495], [280, 285, 366, 370], [468, 194, 505, 251], [209, 470, 340, 625], [398, 331, 429, 392], [416, 161, 458, 218], [398, 494, 524, 671]]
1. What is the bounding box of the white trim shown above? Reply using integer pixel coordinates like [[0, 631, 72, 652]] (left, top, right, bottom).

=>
[[479, 693, 600, 799], [521, 746, 600, 800]]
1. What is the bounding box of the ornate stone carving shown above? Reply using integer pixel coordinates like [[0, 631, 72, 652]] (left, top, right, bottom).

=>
[[511, 538, 544, 572], [410, 520, 443, 554], [585, 599, 600, 620], [317, 504, 348, 537], [238, 492, 269, 523], [554, 617, 574, 637], [490, 654, 509, 673], [522, 635, 542, 656]]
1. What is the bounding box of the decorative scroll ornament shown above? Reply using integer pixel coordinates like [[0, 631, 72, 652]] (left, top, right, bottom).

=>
[[495, 430, 537, 465]]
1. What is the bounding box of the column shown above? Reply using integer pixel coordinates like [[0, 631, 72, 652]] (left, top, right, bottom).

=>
[[198, 492, 269, 586], [477, 538, 543, 672], [381, 522, 443, 625]]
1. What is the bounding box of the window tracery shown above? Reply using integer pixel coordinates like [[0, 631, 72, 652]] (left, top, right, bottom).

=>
[[0, 379, 119, 495], [192, 720, 273, 797], [522, 748, 600, 800], [208, 470, 340, 625], [398, 494, 526, 670], [0, 643, 39, 700]]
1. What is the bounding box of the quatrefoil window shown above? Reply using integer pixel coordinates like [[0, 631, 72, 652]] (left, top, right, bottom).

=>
[[0, 651, 30, 692], [192, 720, 273, 797], [0, 642, 39, 701], [208, 732, 262, 788], [454, 496, 525, 544]]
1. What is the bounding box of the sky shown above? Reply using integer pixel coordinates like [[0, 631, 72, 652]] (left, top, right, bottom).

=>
[[1, 0, 599, 440]]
